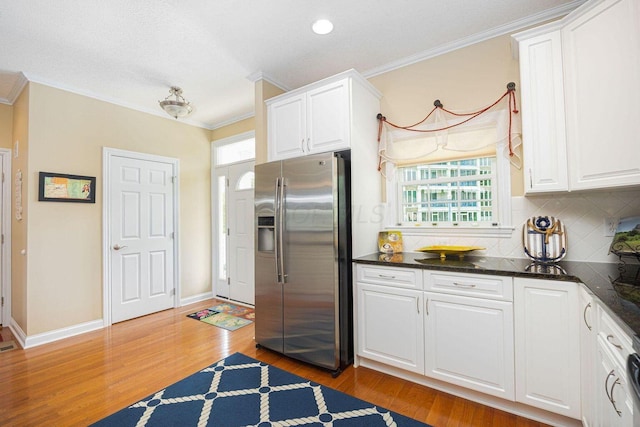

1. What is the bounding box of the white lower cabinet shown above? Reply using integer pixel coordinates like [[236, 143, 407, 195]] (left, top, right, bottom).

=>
[[514, 278, 581, 419], [595, 337, 634, 426], [579, 286, 596, 427], [357, 282, 424, 374], [355, 264, 599, 424], [594, 304, 634, 426], [424, 291, 514, 400]]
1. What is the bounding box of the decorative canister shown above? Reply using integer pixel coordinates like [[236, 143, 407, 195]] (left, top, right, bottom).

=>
[[523, 216, 567, 264]]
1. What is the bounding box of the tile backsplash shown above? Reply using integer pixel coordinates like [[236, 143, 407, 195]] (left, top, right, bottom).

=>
[[400, 189, 640, 264]]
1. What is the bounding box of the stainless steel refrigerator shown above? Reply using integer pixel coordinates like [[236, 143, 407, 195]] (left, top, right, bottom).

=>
[[254, 150, 352, 375]]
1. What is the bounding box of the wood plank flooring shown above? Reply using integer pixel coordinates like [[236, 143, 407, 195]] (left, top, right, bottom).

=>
[[0, 299, 549, 426]]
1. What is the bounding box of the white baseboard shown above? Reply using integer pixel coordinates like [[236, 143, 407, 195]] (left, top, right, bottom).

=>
[[8, 318, 27, 348], [180, 291, 213, 307], [8, 293, 215, 349], [10, 317, 105, 349]]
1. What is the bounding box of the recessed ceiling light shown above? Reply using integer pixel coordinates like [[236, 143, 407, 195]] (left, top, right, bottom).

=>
[[312, 19, 333, 35]]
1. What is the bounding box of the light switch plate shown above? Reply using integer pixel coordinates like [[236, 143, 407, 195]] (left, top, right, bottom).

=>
[[603, 217, 619, 237]]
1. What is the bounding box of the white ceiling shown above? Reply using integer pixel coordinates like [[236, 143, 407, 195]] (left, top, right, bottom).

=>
[[0, 0, 583, 129]]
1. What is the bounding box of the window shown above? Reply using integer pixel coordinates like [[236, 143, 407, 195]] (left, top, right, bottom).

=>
[[215, 136, 255, 166], [397, 156, 498, 227], [391, 152, 511, 235]]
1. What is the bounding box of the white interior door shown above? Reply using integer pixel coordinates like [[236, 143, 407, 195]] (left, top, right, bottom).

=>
[[227, 161, 255, 304], [109, 153, 176, 323]]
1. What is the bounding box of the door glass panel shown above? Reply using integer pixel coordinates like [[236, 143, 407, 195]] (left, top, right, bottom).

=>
[[217, 175, 227, 280], [236, 171, 255, 190]]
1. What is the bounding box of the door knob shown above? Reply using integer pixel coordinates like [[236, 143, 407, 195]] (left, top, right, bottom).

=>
[[113, 244, 127, 250]]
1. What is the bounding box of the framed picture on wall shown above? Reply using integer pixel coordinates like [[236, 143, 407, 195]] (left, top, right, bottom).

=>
[[38, 172, 96, 203]]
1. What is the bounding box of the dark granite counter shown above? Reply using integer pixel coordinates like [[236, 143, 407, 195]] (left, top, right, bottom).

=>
[[354, 252, 640, 345]]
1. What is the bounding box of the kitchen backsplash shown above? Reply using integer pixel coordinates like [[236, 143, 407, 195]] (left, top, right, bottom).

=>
[[400, 190, 640, 264]]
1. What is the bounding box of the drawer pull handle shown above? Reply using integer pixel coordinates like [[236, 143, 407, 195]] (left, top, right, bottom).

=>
[[606, 334, 623, 350], [583, 302, 592, 331], [453, 282, 476, 288], [609, 377, 623, 417], [378, 274, 396, 279], [605, 369, 615, 403]]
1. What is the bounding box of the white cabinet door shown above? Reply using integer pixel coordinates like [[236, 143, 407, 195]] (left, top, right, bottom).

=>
[[268, 94, 306, 160], [357, 282, 424, 374], [267, 77, 352, 161], [579, 286, 596, 427], [307, 78, 350, 154], [514, 278, 581, 419], [563, 0, 640, 190], [595, 337, 634, 427], [515, 25, 569, 193], [424, 292, 514, 400]]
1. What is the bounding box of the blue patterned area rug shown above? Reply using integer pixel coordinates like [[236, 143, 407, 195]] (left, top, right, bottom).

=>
[[91, 352, 431, 427]]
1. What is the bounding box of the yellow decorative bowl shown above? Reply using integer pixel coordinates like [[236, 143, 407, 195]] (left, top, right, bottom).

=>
[[416, 245, 485, 260]]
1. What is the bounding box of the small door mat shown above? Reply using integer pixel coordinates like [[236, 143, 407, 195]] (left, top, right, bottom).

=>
[[187, 302, 254, 331], [0, 340, 18, 353]]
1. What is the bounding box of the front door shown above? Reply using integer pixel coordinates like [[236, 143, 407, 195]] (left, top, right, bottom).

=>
[[108, 151, 177, 323], [226, 161, 255, 304]]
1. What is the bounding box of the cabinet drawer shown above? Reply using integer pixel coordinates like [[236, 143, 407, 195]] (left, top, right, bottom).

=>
[[425, 271, 512, 301], [356, 264, 422, 290], [597, 304, 632, 367]]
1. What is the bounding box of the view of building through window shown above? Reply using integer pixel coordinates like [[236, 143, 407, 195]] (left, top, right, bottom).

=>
[[397, 156, 497, 226]]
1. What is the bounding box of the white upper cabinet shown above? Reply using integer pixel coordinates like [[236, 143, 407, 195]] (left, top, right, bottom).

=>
[[306, 80, 350, 155], [562, 0, 640, 190], [514, 24, 569, 193], [268, 94, 307, 160], [514, 0, 640, 192], [267, 70, 379, 161]]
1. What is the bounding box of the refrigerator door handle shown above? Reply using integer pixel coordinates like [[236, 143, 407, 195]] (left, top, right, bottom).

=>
[[274, 177, 283, 284], [278, 177, 287, 283]]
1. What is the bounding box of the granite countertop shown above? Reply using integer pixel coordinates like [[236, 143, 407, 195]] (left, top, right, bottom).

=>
[[354, 252, 640, 345]]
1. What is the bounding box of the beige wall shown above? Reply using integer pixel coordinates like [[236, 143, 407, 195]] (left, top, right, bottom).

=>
[[368, 34, 524, 196], [20, 83, 212, 335], [211, 117, 255, 142], [0, 103, 13, 149]]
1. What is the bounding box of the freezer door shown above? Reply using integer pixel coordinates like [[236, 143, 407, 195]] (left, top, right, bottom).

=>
[[282, 152, 340, 370], [254, 161, 284, 353]]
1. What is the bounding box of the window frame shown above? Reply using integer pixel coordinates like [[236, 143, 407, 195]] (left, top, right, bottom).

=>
[[385, 146, 513, 238]]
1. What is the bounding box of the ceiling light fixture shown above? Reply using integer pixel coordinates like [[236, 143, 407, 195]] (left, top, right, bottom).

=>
[[159, 86, 193, 119], [312, 19, 333, 35]]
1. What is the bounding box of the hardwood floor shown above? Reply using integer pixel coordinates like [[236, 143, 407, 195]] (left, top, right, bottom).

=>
[[0, 299, 549, 426]]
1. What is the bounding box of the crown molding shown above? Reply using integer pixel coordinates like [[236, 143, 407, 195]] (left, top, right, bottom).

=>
[[246, 71, 290, 92], [363, 0, 586, 79], [0, 72, 28, 105], [209, 111, 256, 130]]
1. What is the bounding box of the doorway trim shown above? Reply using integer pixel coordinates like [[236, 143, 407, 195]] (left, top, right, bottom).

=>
[[102, 147, 180, 326], [0, 148, 11, 327], [211, 131, 255, 299]]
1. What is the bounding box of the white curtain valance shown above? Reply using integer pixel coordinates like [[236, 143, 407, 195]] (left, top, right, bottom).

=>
[[377, 94, 522, 176]]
